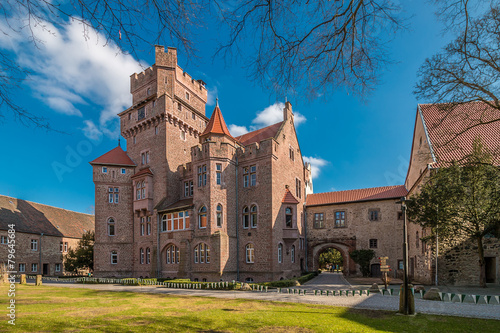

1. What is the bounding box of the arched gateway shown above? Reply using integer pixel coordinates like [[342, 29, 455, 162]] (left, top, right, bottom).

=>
[[311, 242, 357, 276]]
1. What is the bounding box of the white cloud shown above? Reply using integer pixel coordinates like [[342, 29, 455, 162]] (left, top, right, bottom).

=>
[[228, 101, 306, 137], [207, 85, 218, 106], [303, 156, 329, 179], [1, 17, 144, 138], [82, 120, 103, 141], [252, 102, 306, 127], [228, 124, 249, 137]]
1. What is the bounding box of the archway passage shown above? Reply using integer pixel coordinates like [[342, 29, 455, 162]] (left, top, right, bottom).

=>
[[319, 248, 344, 272], [311, 242, 357, 276]]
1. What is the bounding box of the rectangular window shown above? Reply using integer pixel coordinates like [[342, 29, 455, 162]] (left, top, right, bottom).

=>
[[141, 217, 145, 236], [178, 103, 182, 111], [289, 147, 294, 161], [397, 211, 403, 220], [243, 167, 249, 187], [155, 126, 159, 135], [138, 106, 145, 121], [147, 221, 151, 235], [55, 263, 61, 272], [115, 187, 119, 204], [31, 239, 38, 251], [216, 163, 222, 185], [60, 242, 63, 252], [369, 209, 379, 221], [146, 152, 150, 163], [313, 213, 324, 229], [369, 239, 378, 248], [192, 112, 196, 120], [296, 179, 302, 198], [19, 263, 25, 272], [102, 167, 107, 173], [121, 168, 126, 174], [111, 252, 118, 264], [335, 211, 346, 227], [141, 153, 145, 165], [198, 166, 203, 187], [186, 92, 190, 100], [398, 260, 404, 270], [189, 181, 193, 196], [0, 236, 7, 244], [64, 242, 68, 252], [180, 130, 186, 141], [184, 181, 190, 197], [31, 263, 38, 272], [250, 165, 256, 186], [133, 136, 136, 144]]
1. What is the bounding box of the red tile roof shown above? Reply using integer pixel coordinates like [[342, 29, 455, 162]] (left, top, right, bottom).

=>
[[282, 188, 300, 204], [419, 102, 500, 167], [0, 195, 94, 238], [201, 105, 234, 139], [236, 122, 283, 146], [306, 185, 408, 206], [131, 167, 153, 178], [90, 146, 136, 166]]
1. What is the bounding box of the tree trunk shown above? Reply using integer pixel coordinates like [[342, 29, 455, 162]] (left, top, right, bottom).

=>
[[477, 237, 487, 288]]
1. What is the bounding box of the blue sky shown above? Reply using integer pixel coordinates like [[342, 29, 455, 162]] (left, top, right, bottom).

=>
[[0, 2, 453, 213]]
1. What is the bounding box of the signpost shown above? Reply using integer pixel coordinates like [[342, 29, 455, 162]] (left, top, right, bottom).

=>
[[379, 257, 391, 290]]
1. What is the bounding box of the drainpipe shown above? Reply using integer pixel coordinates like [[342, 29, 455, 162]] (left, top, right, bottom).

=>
[[303, 202, 308, 273], [39, 233, 43, 275], [235, 155, 240, 281], [157, 213, 161, 278]]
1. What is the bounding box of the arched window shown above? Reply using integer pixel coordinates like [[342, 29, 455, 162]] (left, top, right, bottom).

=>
[[194, 243, 209, 263], [166, 245, 179, 264], [246, 244, 254, 263], [216, 204, 223, 227], [250, 205, 257, 228], [111, 251, 118, 264], [243, 206, 249, 229], [291, 245, 295, 263], [285, 207, 293, 228], [162, 214, 167, 232], [146, 248, 151, 264], [140, 248, 144, 264], [107, 218, 115, 236], [278, 244, 283, 263], [199, 206, 207, 228]]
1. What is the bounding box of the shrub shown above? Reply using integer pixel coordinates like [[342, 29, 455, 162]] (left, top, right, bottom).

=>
[[349, 249, 376, 277]]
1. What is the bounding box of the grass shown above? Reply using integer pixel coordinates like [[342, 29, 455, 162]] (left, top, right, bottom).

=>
[[1, 284, 498, 332]]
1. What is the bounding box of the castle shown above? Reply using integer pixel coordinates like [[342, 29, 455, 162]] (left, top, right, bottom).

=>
[[90, 46, 311, 282], [91, 45, 499, 285]]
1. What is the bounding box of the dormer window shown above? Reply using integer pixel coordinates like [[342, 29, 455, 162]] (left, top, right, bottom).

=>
[[285, 207, 293, 228]]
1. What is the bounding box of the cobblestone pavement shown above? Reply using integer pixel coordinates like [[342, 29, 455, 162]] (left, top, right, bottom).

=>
[[38, 275, 500, 321]]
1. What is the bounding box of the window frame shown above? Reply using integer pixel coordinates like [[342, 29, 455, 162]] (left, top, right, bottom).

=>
[[369, 239, 378, 249], [313, 213, 324, 229], [278, 243, 283, 263], [246, 243, 255, 263], [108, 218, 115, 236], [285, 207, 293, 228], [334, 211, 346, 228], [31, 239, 38, 251], [243, 206, 249, 229], [250, 205, 258, 228], [111, 251, 118, 264], [216, 204, 223, 227], [198, 206, 207, 229]]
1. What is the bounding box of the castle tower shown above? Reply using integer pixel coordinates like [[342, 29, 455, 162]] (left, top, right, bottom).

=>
[[90, 146, 136, 277]]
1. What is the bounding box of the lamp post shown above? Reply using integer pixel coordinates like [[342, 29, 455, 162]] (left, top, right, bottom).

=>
[[397, 196, 411, 315]]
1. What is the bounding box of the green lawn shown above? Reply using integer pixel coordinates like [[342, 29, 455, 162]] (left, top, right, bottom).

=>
[[1, 285, 498, 332]]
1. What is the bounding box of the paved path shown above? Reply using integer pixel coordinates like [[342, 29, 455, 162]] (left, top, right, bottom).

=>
[[36, 277, 500, 321]]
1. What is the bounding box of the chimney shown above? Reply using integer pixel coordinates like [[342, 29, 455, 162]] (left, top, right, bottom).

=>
[[283, 101, 294, 122]]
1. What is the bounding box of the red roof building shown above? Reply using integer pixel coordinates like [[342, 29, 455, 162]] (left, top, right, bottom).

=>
[[90, 146, 136, 166]]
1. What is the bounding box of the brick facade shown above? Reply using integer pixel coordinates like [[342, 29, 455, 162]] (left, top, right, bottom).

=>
[[0, 195, 94, 276], [92, 46, 309, 282]]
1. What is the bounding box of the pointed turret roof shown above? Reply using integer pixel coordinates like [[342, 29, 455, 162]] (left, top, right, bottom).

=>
[[200, 103, 234, 139], [90, 146, 136, 166], [282, 188, 300, 204]]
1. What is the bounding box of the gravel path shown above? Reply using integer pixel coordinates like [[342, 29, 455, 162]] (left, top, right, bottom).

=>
[[38, 274, 500, 321]]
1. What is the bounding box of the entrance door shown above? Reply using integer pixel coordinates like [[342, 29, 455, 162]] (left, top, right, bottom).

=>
[[371, 264, 381, 277], [485, 257, 496, 283], [43, 263, 49, 275]]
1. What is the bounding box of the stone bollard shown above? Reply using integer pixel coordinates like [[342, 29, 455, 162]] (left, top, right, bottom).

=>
[[20, 274, 26, 284], [423, 287, 441, 301], [398, 284, 415, 315], [35, 275, 43, 286], [368, 283, 381, 293]]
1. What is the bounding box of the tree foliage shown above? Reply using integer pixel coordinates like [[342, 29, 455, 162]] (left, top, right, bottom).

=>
[[64, 230, 95, 273], [407, 138, 500, 287], [349, 249, 376, 277], [319, 248, 344, 268]]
